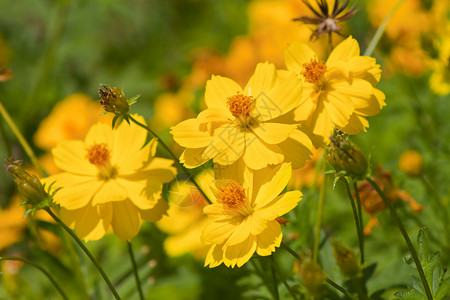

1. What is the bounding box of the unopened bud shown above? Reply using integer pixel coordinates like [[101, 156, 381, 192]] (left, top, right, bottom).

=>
[[5, 158, 49, 207], [297, 259, 326, 295], [326, 130, 368, 179], [98, 85, 130, 117], [331, 240, 360, 278]]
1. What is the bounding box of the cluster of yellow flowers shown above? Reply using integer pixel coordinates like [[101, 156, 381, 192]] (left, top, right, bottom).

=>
[[169, 36, 384, 267]]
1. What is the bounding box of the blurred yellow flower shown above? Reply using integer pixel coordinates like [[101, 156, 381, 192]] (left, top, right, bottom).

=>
[[171, 62, 313, 170], [42, 115, 176, 241], [288, 148, 323, 189], [0, 198, 25, 250], [33, 93, 112, 151], [430, 34, 450, 96], [399, 150, 423, 176], [203, 163, 301, 268], [157, 169, 215, 259], [284, 36, 385, 145]]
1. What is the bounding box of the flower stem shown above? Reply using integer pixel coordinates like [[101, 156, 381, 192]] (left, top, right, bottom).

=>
[[280, 243, 354, 299], [45, 208, 121, 300], [363, 0, 405, 56], [269, 257, 280, 300], [0, 256, 68, 300], [352, 179, 364, 264], [366, 178, 433, 300], [127, 242, 144, 300], [0, 101, 45, 174], [128, 115, 212, 204], [341, 178, 364, 265], [268, 255, 298, 300], [313, 174, 327, 263]]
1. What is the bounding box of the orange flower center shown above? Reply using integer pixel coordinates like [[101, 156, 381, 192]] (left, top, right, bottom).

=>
[[302, 59, 327, 84], [218, 181, 246, 209], [86, 143, 111, 166], [226, 92, 253, 118]]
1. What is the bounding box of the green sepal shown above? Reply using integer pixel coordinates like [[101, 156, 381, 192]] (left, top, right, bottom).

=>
[[128, 94, 140, 106], [112, 115, 119, 129]]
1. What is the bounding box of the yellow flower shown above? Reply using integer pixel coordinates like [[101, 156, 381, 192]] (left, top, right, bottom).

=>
[[171, 62, 313, 170], [0, 198, 26, 250], [42, 114, 176, 241], [284, 36, 385, 145], [202, 163, 301, 268], [398, 150, 423, 176]]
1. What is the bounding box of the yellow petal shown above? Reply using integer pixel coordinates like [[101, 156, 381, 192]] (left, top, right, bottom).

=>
[[225, 216, 253, 246], [341, 113, 369, 135], [353, 88, 386, 116], [251, 122, 296, 144], [180, 147, 209, 168], [278, 129, 313, 169], [327, 36, 360, 64], [52, 141, 97, 175], [111, 114, 149, 169], [85, 122, 113, 148], [171, 118, 213, 148], [115, 177, 156, 210], [243, 132, 283, 170], [204, 244, 225, 268], [293, 84, 319, 121], [310, 100, 335, 139], [202, 219, 237, 245], [323, 91, 354, 128], [255, 72, 303, 121], [111, 200, 141, 241], [205, 75, 243, 110], [333, 78, 373, 102], [255, 191, 302, 220], [197, 108, 232, 127], [244, 62, 277, 98], [284, 41, 316, 73], [91, 180, 128, 206], [256, 220, 282, 256], [253, 163, 292, 208], [205, 124, 245, 166], [48, 173, 101, 210], [222, 235, 257, 268], [140, 198, 169, 222]]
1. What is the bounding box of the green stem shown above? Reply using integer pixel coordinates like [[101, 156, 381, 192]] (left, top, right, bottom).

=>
[[280, 243, 354, 299], [250, 260, 276, 299], [0, 256, 68, 300], [313, 174, 327, 263], [352, 180, 364, 264], [128, 115, 212, 204], [45, 208, 121, 300], [269, 257, 280, 300], [127, 242, 144, 300], [341, 178, 364, 266], [363, 0, 405, 56], [269, 256, 298, 300], [0, 101, 44, 174], [366, 178, 433, 300]]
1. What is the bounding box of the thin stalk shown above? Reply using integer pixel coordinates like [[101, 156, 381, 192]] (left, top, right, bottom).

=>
[[45, 208, 121, 300], [128, 114, 212, 204], [280, 243, 354, 299], [1, 256, 68, 300], [324, 278, 354, 300], [127, 242, 144, 300], [0, 101, 44, 174], [269, 257, 280, 300], [420, 175, 450, 237], [250, 260, 277, 299], [352, 180, 364, 264], [366, 178, 433, 300], [363, 0, 405, 56], [313, 174, 327, 262], [341, 178, 364, 265], [269, 256, 298, 300]]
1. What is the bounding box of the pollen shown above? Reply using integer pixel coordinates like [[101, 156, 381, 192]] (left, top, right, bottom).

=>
[[226, 92, 253, 118], [86, 143, 111, 166], [218, 181, 247, 209], [302, 59, 327, 84]]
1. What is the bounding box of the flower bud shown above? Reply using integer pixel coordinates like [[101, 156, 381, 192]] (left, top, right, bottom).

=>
[[98, 85, 130, 117], [5, 158, 49, 207], [297, 259, 326, 295], [331, 240, 360, 278], [326, 130, 368, 179]]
